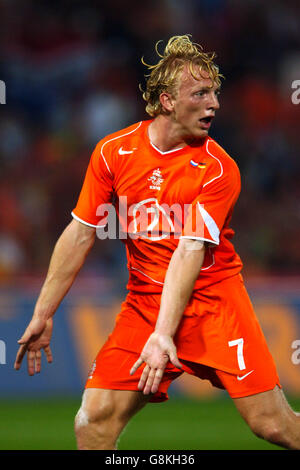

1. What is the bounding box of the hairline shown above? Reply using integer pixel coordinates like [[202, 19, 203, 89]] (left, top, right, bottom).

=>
[[168, 60, 220, 99]]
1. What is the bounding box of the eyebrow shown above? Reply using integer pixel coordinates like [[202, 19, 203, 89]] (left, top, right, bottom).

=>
[[194, 85, 221, 92]]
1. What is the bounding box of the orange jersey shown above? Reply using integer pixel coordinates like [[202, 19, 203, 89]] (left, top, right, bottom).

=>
[[72, 120, 243, 294]]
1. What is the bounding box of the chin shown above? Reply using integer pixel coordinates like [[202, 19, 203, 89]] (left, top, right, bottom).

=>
[[182, 125, 208, 140], [193, 128, 208, 139]]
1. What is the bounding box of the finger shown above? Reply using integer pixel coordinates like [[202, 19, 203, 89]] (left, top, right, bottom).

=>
[[169, 352, 183, 370], [44, 345, 53, 364], [27, 350, 36, 376], [130, 357, 144, 376], [35, 350, 42, 374], [141, 366, 158, 395], [137, 364, 150, 391], [143, 368, 157, 395], [14, 344, 28, 370], [151, 368, 164, 394]]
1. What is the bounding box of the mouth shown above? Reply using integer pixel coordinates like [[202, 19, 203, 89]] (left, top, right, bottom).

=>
[[199, 116, 214, 129]]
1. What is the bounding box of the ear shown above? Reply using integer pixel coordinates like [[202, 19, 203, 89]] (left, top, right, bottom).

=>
[[159, 92, 175, 113]]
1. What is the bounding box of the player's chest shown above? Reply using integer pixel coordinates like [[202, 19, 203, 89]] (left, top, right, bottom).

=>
[[113, 153, 208, 207]]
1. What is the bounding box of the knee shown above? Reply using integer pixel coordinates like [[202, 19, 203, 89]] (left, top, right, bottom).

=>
[[247, 414, 286, 447], [74, 396, 115, 430], [74, 394, 119, 450]]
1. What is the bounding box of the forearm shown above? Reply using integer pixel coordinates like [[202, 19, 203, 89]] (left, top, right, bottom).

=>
[[155, 240, 205, 337], [33, 220, 95, 321]]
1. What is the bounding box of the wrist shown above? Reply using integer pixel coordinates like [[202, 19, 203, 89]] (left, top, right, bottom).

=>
[[153, 329, 174, 338], [32, 306, 53, 321]]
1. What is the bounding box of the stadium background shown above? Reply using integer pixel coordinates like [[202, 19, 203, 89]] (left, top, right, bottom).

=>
[[0, 0, 299, 450]]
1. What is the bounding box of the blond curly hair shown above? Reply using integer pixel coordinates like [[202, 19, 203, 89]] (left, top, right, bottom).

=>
[[141, 35, 223, 117]]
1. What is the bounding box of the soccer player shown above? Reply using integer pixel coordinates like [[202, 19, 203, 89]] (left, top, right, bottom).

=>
[[14, 35, 300, 450]]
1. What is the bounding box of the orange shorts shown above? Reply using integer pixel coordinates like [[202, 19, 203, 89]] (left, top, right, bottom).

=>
[[85, 274, 280, 401]]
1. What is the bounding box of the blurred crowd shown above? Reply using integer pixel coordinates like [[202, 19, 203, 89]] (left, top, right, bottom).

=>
[[0, 0, 299, 282]]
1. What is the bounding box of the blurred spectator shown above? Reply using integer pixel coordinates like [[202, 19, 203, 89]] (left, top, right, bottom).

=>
[[0, 232, 25, 280], [0, 0, 299, 281]]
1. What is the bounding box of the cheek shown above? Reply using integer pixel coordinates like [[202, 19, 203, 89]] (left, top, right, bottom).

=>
[[173, 97, 201, 122], [186, 107, 202, 122], [177, 103, 199, 119], [187, 97, 203, 112]]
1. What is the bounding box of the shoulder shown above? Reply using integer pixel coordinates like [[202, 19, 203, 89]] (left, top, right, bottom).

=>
[[202, 137, 240, 188], [205, 137, 240, 175], [94, 121, 145, 153], [91, 121, 146, 177]]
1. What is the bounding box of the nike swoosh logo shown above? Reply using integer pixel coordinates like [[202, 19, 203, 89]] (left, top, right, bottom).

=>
[[237, 370, 254, 381], [118, 147, 136, 155]]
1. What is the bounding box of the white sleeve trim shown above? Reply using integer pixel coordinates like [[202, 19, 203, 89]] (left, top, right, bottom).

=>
[[100, 121, 143, 177], [203, 139, 223, 188], [71, 211, 106, 229], [179, 235, 219, 245], [197, 203, 220, 244]]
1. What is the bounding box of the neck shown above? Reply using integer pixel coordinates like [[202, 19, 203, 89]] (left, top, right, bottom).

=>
[[148, 115, 187, 153]]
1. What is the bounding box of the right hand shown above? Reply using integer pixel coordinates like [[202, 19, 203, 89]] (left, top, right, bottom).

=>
[[130, 332, 182, 395], [14, 317, 53, 376]]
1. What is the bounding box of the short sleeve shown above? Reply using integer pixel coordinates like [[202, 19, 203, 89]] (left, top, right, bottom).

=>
[[181, 162, 241, 244], [72, 141, 114, 228]]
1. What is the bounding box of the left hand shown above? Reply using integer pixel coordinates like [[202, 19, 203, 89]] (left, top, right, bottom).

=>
[[14, 317, 53, 376], [130, 332, 182, 395]]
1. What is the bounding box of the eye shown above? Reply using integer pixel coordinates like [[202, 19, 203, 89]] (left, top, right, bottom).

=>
[[195, 90, 205, 97]]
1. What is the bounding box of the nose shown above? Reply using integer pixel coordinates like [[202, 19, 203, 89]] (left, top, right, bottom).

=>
[[208, 91, 220, 110]]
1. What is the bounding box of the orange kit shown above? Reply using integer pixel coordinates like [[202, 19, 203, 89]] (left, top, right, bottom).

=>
[[72, 120, 280, 399]]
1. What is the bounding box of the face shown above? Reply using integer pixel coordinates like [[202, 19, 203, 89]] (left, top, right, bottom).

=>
[[162, 64, 220, 140]]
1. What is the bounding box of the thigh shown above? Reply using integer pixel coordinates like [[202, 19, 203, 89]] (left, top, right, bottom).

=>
[[233, 385, 298, 428], [80, 387, 151, 424]]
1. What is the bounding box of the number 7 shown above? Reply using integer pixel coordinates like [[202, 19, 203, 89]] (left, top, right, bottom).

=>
[[228, 338, 246, 370]]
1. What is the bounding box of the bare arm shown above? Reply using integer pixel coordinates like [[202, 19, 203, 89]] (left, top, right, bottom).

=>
[[130, 238, 206, 394], [31, 219, 96, 321], [14, 219, 96, 375]]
